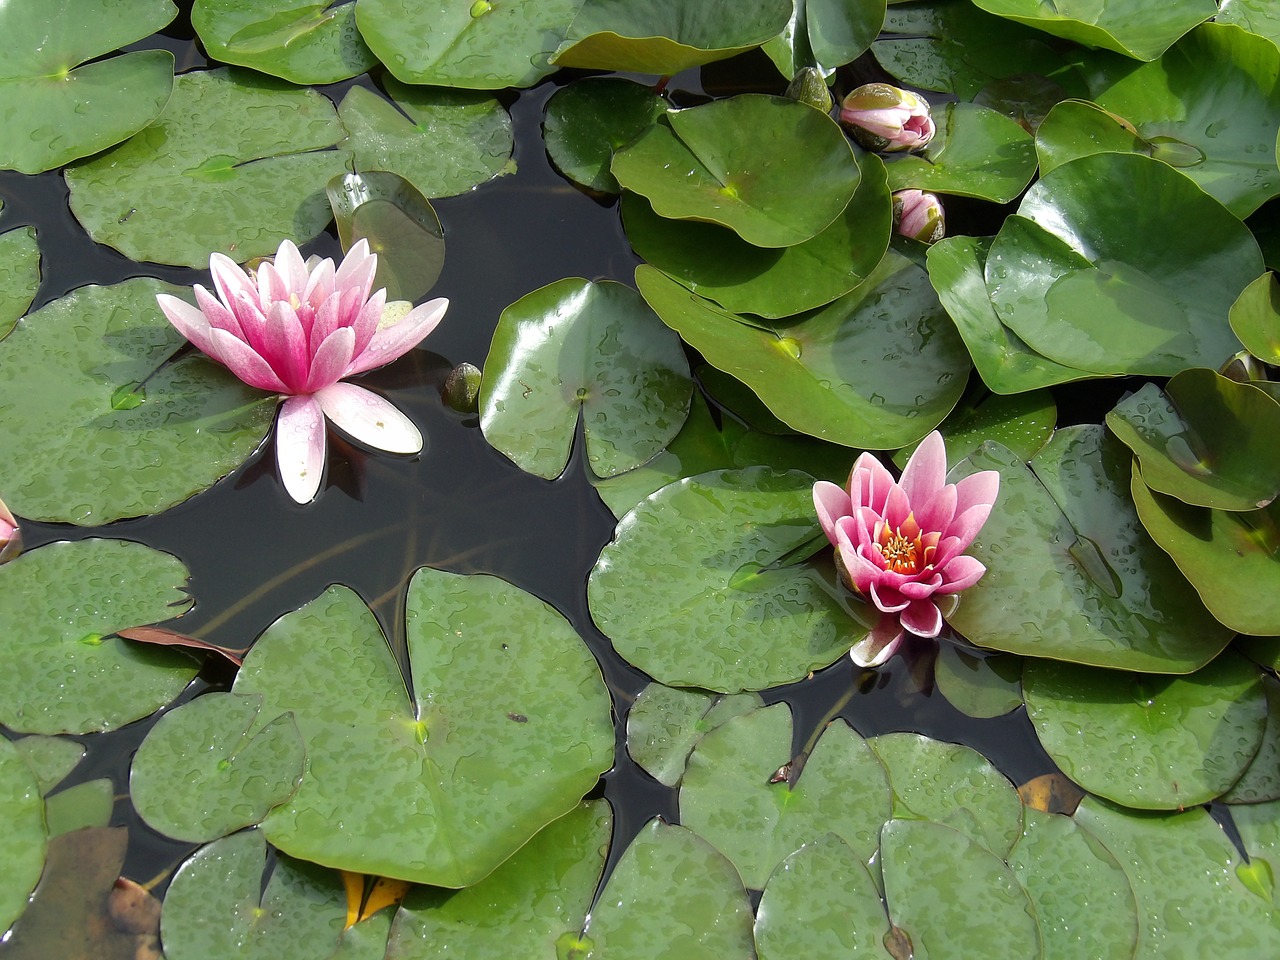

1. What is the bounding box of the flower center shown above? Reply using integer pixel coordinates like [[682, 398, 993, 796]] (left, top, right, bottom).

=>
[[879, 529, 919, 574]]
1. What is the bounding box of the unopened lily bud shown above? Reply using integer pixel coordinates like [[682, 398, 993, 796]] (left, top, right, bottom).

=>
[[0, 496, 21, 565], [443, 362, 483, 413], [785, 67, 834, 113], [1220, 350, 1266, 384], [893, 190, 945, 244], [839, 83, 935, 153]]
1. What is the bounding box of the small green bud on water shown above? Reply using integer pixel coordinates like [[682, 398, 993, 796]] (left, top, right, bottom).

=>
[[443, 362, 483, 414]]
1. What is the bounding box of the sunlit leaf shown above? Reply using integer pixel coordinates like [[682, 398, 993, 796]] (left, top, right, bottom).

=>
[[0, 735, 46, 934], [626, 684, 762, 787], [970, 0, 1215, 61]]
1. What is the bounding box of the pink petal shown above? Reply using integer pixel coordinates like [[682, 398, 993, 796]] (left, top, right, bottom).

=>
[[938, 555, 987, 593], [309, 293, 344, 353], [913, 482, 956, 540], [897, 574, 943, 600], [209, 252, 257, 311], [849, 613, 904, 667], [955, 469, 1000, 517], [882, 483, 912, 529], [349, 287, 386, 358], [869, 581, 909, 613], [315, 382, 422, 454], [899, 431, 947, 505], [305, 327, 356, 393], [256, 260, 290, 307], [207, 328, 288, 392], [276, 395, 327, 503], [261, 300, 310, 393], [849, 453, 894, 513], [273, 239, 310, 293], [345, 297, 448, 377], [193, 285, 243, 337], [302, 256, 336, 311], [813, 481, 853, 547], [944, 501, 995, 551], [156, 294, 220, 358], [336, 238, 376, 301], [900, 598, 942, 638]]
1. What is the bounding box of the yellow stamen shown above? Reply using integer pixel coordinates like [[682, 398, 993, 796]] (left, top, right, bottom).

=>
[[880, 530, 919, 574]]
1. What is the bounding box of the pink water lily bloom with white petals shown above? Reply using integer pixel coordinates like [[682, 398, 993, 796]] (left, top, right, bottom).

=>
[[156, 238, 447, 504], [813, 431, 999, 667]]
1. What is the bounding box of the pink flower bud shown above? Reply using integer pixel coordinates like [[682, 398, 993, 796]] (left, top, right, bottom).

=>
[[839, 83, 936, 153], [0, 496, 21, 565], [893, 190, 945, 244]]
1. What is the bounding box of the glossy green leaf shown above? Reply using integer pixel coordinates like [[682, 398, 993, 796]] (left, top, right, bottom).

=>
[[355, 0, 578, 89], [612, 96, 859, 248], [1107, 370, 1280, 511], [626, 684, 763, 787], [679, 705, 892, 888], [0, 221, 40, 341], [881, 819, 1042, 959], [1074, 797, 1280, 958], [480, 277, 692, 480], [1230, 271, 1280, 364], [763, 0, 886, 78], [0, 0, 174, 174], [636, 255, 970, 450], [552, 0, 793, 74], [0, 736, 46, 934], [926, 235, 1092, 395], [337, 79, 514, 200], [193, 0, 376, 83], [65, 68, 348, 267], [754, 834, 889, 959], [883, 102, 1037, 202], [238, 573, 613, 887], [1229, 798, 1280, 904], [1223, 674, 1280, 803], [933, 644, 1023, 719], [1218, 0, 1280, 45], [581, 819, 756, 960], [951, 430, 1235, 672], [987, 154, 1259, 377], [970, 0, 1215, 61], [0, 278, 277, 524], [621, 150, 890, 318], [588, 467, 864, 693], [131, 692, 305, 843], [12, 736, 84, 795], [1034, 99, 1149, 176], [0, 540, 196, 736], [388, 801, 610, 960], [1130, 466, 1280, 636], [43, 779, 113, 838], [1009, 808, 1140, 960], [543, 78, 667, 194], [893, 389, 1057, 469], [869, 732, 1023, 856], [1237, 635, 1280, 671], [1024, 653, 1267, 809]]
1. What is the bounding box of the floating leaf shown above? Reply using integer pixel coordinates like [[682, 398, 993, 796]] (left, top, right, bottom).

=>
[[543, 78, 667, 194], [480, 277, 692, 480], [1223, 674, 1280, 803], [12, 735, 84, 795], [1230, 271, 1280, 364], [0, 736, 46, 934], [970, 0, 1215, 61], [933, 644, 1024, 719], [0, 220, 40, 341], [0, 539, 196, 736], [1035, 99, 1157, 176], [0, 278, 277, 524], [0, 0, 175, 174], [1218, 0, 1280, 45], [893, 388, 1057, 469], [626, 684, 762, 787], [588, 467, 863, 693], [763, 0, 886, 78], [43, 779, 113, 838], [65, 68, 348, 267]]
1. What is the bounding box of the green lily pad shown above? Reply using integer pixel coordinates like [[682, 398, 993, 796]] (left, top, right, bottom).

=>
[[1009, 808, 1140, 960], [1035, 98, 1157, 176], [0, 736, 46, 934], [679, 705, 893, 888], [636, 255, 970, 450], [581, 819, 756, 960], [0, 278, 277, 524], [1024, 652, 1267, 809], [337, 78, 514, 201], [754, 834, 888, 959], [0, 221, 40, 341], [987, 154, 1259, 377], [1130, 466, 1280, 636], [763, 0, 886, 78], [1218, 0, 1280, 45], [543, 78, 667, 194], [131, 692, 305, 842], [387, 801, 610, 959], [355, 0, 579, 89], [12, 736, 84, 795], [933, 644, 1024, 719], [626, 684, 763, 787], [238, 572, 612, 887], [480, 277, 692, 480], [950, 430, 1235, 672], [926, 235, 1093, 395], [869, 732, 1023, 856], [873, 0, 1089, 98], [552, 0, 793, 74], [1223, 674, 1280, 803], [0, 539, 197, 736], [1074, 796, 1280, 957], [1230, 271, 1280, 364], [65, 68, 349, 267], [893, 388, 1057, 470], [881, 819, 1042, 959], [1237, 635, 1280, 671], [612, 96, 859, 248], [588, 467, 864, 693], [882, 102, 1037, 203], [192, 0, 376, 83], [620, 149, 890, 318], [0, 0, 175, 174], [1107, 369, 1280, 511], [43, 779, 113, 838], [970, 0, 1215, 61]]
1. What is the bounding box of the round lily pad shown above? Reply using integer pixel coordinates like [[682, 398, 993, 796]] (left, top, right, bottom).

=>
[[762, 0, 885, 78], [679, 705, 892, 888], [1024, 652, 1267, 809], [0, 0, 175, 174], [131, 692, 305, 842], [1223, 674, 1280, 803], [544, 78, 667, 194], [237, 572, 613, 887], [987, 153, 1260, 377], [626, 684, 762, 787], [12, 736, 84, 795], [612, 95, 859, 248], [0, 220, 40, 341], [970, 0, 1215, 61], [1230, 271, 1280, 364], [588, 467, 864, 693], [65, 68, 349, 267], [0, 278, 277, 524], [1034, 99, 1151, 177], [0, 539, 197, 735], [0, 736, 46, 935], [480, 277, 692, 480], [892, 389, 1057, 470], [1218, 0, 1280, 44]]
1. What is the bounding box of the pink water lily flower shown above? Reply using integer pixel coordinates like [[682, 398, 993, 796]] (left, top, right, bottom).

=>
[[0, 495, 20, 564], [813, 432, 999, 667], [156, 239, 447, 504]]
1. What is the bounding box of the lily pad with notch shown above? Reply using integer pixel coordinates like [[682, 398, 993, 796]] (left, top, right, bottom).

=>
[[762, 0, 886, 79], [0, 218, 40, 341], [1229, 271, 1280, 365], [543, 78, 667, 194], [0, 736, 46, 935], [626, 684, 763, 787]]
